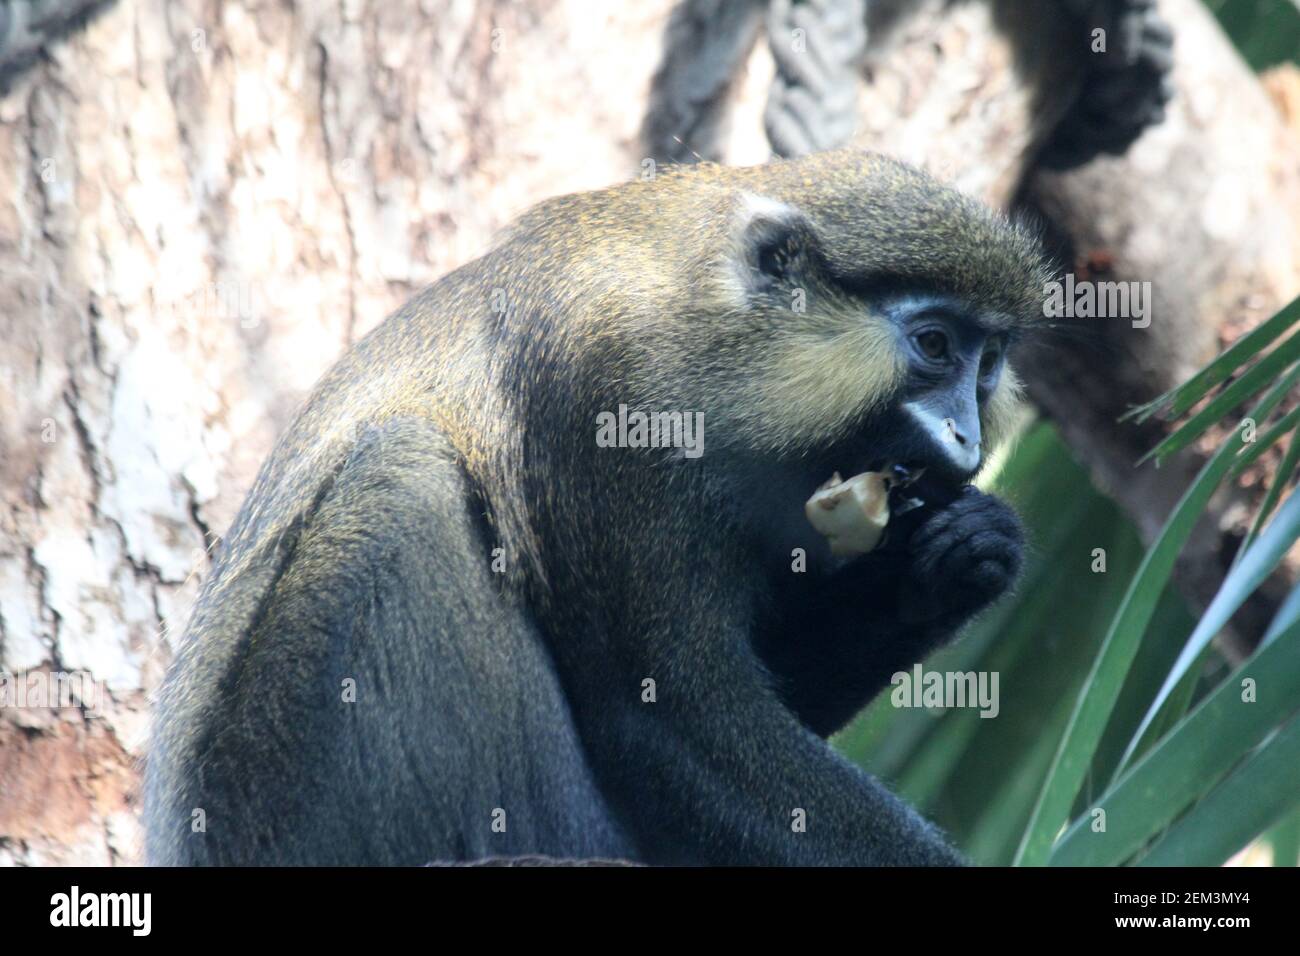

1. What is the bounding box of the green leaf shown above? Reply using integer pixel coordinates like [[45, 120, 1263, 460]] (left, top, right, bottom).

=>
[[1137, 716, 1300, 866], [1120, 483, 1300, 768], [1122, 295, 1300, 426], [1263, 579, 1300, 647], [1236, 422, 1300, 560], [1048, 619, 1300, 866], [965, 691, 1083, 865], [894, 575, 1062, 807], [1108, 644, 1215, 783], [1015, 448, 1237, 864], [1229, 404, 1300, 477], [1266, 808, 1300, 867], [1013, 371, 1300, 866], [1204, 0, 1300, 71], [1089, 585, 1198, 790], [1139, 342, 1300, 465]]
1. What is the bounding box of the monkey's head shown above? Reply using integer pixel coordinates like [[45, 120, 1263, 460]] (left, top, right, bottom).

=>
[[499, 150, 1053, 559], [537, 151, 1049, 486]]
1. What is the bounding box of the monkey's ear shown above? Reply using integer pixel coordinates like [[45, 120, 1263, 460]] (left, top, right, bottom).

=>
[[732, 193, 821, 290]]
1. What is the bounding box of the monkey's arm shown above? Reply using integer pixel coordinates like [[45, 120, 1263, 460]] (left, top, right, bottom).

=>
[[762, 486, 1023, 738]]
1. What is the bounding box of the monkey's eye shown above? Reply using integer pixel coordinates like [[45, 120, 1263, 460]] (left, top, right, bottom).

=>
[[915, 330, 950, 362], [979, 339, 1004, 378]]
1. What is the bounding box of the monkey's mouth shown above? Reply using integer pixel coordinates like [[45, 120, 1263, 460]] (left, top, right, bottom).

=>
[[866, 459, 969, 509], [803, 459, 971, 558]]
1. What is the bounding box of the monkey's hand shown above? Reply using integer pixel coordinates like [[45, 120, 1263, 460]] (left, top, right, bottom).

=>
[[1040, 0, 1174, 169], [895, 486, 1023, 633], [760, 485, 1023, 738]]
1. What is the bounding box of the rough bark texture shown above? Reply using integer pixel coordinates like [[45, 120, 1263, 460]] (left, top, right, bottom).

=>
[[0, 0, 1296, 864]]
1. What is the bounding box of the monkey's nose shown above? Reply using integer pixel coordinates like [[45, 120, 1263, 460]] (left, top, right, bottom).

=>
[[941, 418, 981, 473], [944, 418, 977, 449]]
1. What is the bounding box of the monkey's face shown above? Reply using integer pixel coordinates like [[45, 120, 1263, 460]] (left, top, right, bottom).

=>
[[690, 191, 1031, 510], [859, 293, 1016, 492]]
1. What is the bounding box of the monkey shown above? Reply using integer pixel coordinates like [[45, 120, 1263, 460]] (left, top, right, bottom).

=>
[[145, 148, 1053, 866]]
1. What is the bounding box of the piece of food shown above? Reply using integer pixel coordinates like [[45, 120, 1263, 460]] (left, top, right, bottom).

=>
[[804, 469, 893, 557]]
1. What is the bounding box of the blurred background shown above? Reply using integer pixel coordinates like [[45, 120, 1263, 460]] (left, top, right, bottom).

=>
[[0, 0, 1298, 866]]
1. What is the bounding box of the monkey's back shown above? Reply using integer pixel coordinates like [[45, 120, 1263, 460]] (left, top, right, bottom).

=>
[[144, 274, 633, 864]]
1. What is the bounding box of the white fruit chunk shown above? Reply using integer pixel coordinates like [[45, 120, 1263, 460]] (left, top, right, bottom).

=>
[[804, 470, 891, 557]]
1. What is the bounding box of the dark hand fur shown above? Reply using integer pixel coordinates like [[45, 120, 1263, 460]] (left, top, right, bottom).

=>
[[759, 487, 1023, 738], [1042, 0, 1174, 168]]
